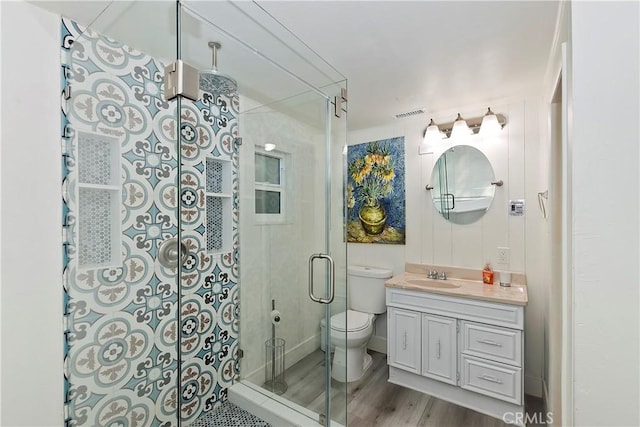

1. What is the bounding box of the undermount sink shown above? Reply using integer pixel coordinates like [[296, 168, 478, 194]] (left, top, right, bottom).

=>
[[405, 278, 460, 289]]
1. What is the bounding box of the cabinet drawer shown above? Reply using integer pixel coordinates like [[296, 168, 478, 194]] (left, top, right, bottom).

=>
[[461, 321, 522, 366], [460, 355, 522, 405]]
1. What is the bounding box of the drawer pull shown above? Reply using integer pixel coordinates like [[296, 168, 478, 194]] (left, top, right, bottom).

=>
[[403, 332, 407, 350], [477, 339, 503, 347], [478, 374, 503, 384], [436, 340, 441, 359]]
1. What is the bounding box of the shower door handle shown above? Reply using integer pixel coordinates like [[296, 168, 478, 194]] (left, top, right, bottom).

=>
[[308, 253, 335, 304]]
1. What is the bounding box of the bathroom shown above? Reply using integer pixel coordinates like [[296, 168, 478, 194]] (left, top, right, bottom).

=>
[[1, 1, 638, 427]]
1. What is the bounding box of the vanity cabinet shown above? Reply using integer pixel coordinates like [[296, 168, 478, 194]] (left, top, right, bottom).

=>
[[386, 286, 525, 424]]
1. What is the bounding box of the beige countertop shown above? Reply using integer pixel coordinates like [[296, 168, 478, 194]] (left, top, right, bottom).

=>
[[385, 271, 528, 306]]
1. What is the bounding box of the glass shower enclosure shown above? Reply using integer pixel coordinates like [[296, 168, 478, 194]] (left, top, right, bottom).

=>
[[62, 1, 347, 426]]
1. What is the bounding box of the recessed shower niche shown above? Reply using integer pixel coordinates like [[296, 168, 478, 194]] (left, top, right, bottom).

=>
[[206, 156, 232, 254], [76, 131, 121, 269]]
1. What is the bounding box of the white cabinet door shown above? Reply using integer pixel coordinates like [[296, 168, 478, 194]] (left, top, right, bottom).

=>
[[421, 314, 457, 385], [388, 307, 421, 374]]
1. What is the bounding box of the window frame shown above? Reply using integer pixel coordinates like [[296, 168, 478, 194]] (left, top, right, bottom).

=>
[[254, 148, 286, 224]]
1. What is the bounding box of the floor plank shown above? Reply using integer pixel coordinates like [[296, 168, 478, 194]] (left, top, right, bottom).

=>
[[257, 349, 545, 427]]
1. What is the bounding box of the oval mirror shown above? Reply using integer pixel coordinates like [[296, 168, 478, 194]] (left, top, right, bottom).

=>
[[429, 145, 496, 225]]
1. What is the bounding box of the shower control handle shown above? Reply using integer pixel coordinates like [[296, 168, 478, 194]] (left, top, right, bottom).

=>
[[308, 253, 335, 304], [158, 237, 188, 269]]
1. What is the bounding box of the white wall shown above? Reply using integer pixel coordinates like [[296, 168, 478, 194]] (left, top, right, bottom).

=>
[[571, 2, 640, 425], [0, 2, 63, 425], [1, 3, 3, 422], [348, 98, 547, 397]]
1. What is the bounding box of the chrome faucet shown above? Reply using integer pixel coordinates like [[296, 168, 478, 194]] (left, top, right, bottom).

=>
[[427, 270, 438, 279], [438, 271, 447, 280]]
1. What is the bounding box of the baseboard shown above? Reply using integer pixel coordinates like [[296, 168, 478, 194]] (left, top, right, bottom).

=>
[[244, 334, 320, 384], [367, 336, 387, 354], [524, 373, 543, 398]]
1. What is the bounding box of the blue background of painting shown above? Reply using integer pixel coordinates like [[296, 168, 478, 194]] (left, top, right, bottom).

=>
[[347, 136, 406, 231]]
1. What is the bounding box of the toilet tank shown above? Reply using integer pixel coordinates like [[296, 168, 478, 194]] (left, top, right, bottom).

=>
[[348, 265, 393, 314]]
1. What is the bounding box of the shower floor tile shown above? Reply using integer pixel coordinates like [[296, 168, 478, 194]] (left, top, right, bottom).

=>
[[189, 401, 272, 427]]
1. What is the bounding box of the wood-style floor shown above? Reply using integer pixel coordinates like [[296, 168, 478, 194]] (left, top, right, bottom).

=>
[[266, 349, 544, 427]]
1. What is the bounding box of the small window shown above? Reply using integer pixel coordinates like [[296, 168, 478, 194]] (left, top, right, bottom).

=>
[[255, 150, 285, 222]]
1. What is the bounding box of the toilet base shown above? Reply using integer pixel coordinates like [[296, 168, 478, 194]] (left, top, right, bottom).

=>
[[331, 346, 373, 383]]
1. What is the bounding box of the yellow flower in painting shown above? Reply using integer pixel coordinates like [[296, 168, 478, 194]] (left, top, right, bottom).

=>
[[381, 168, 395, 182], [354, 162, 372, 184], [368, 153, 386, 165], [350, 158, 365, 183], [348, 140, 396, 207]]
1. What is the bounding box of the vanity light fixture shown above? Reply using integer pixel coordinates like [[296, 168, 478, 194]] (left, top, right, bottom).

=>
[[419, 108, 507, 153], [479, 107, 502, 137], [419, 118, 444, 153], [450, 113, 473, 141], [264, 143, 276, 151]]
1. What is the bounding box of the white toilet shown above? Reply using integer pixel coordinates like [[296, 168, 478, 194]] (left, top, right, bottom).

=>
[[320, 265, 392, 382]]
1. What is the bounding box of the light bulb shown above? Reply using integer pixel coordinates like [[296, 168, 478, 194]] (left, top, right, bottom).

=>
[[419, 119, 443, 154], [450, 113, 471, 141], [480, 108, 502, 137]]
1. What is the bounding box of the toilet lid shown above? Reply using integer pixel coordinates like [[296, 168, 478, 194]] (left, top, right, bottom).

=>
[[330, 310, 372, 332]]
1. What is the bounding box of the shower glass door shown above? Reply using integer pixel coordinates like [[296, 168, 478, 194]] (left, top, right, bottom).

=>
[[178, 2, 348, 425], [237, 89, 348, 426]]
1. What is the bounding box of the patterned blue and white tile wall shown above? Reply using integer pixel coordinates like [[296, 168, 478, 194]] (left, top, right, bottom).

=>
[[61, 18, 239, 426]]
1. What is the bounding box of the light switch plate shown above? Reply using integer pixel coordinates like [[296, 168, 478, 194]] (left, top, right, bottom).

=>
[[497, 247, 510, 265], [509, 199, 525, 216]]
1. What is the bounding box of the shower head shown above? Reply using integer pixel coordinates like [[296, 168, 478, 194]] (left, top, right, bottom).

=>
[[200, 41, 237, 96]]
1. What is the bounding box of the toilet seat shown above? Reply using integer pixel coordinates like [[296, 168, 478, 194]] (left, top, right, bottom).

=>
[[329, 310, 373, 332]]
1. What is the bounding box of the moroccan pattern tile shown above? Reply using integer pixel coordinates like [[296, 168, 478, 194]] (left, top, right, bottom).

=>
[[61, 18, 240, 426]]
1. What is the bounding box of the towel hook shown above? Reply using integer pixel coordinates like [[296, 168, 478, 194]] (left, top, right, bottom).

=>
[[538, 190, 549, 219]]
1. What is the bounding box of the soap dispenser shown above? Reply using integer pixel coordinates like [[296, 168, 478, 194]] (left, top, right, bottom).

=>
[[482, 263, 494, 284]]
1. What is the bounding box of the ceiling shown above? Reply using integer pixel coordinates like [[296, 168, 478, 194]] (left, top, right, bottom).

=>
[[258, 1, 560, 130], [33, 1, 560, 131]]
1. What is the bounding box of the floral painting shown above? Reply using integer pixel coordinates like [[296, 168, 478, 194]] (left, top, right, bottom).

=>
[[347, 136, 405, 244]]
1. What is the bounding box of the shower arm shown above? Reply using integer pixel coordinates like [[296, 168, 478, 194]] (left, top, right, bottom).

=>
[[208, 41, 220, 72]]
